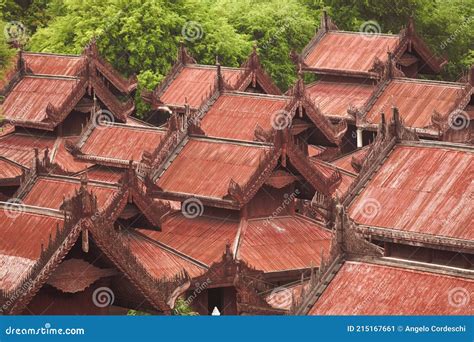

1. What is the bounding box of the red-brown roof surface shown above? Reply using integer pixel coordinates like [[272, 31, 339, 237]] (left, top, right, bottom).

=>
[[23, 53, 84, 77], [0, 133, 56, 166], [238, 216, 331, 272], [138, 213, 239, 266], [365, 79, 468, 129], [51, 138, 91, 173], [160, 65, 245, 109], [330, 146, 369, 174], [126, 230, 205, 279], [156, 138, 272, 199], [303, 32, 399, 75], [79, 124, 166, 162], [349, 144, 474, 240], [0, 158, 23, 180], [309, 261, 474, 315], [311, 159, 356, 196], [200, 93, 289, 141], [22, 177, 117, 210], [78, 166, 124, 184], [306, 81, 374, 118], [2, 76, 81, 123]]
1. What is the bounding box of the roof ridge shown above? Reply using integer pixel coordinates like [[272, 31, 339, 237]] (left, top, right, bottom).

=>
[[0, 201, 63, 218]]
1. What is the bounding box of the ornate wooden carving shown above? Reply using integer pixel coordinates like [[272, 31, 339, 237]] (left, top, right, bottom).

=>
[[254, 123, 274, 142]]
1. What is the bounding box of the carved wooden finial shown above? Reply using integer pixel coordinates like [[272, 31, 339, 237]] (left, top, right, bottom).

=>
[[469, 64, 474, 86], [321, 10, 329, 32], [216, 61, 225, 92], [177, 41, 196, 65], [407, 16, 415, 37]]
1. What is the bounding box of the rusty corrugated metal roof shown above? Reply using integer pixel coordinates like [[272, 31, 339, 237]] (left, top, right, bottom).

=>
[[0, 133, 56, 166], [2, 76, 81, 123], [366, 79, 469, 128], [156, 138, 272, 199], [306, 81, 374, 118], [51, 138, 91, 173], [304, 32, 399, 74], [22, 177, 117, 210], [80, 124, 166, 162], [126, 230, 205, 279], [138, 213, 239, 266], [330, 146, 369, 174], [200, 92, 289, 141], [77, 166, 124, 184], [309, 261, 474, 315], [0, 158, 23, 180], [23, 53, 84, 76], [349, 144, 473, 240], [160, 65, 245, 109], [311, 159, 356, 196], [238, 216, 331, 273]]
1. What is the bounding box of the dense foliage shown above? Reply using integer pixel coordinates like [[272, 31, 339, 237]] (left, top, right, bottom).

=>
[[1, 0, 473, 99]]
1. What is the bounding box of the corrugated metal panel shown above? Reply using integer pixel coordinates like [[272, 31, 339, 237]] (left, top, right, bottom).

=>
[[200, 93, 288, 141], [2, 76, 80, 122], [52, 138, 91, 173], [304, 32, 399, 73], [126, 230, 205, 279], [349, 145, 474, 240], [161, 65, 245, 108], [0, 158, 23, 179], [138, 213, 239, 266], [306, 81, 374, 118], [331, 147, 369, 174], [239, 216, 331, 272], [0, 133, 56, 166], [0, 254, 36, 292], [366, 79, 466, 128], [80, 166, 124, 183], [309, 261, 474, 315], [23, 177, 117, 210], [81, 125, 165, 162], [23, 53, 84, 76], [311, 159, 356, 196], [157, 138, 271, 198], [0, 210, 63, 260]]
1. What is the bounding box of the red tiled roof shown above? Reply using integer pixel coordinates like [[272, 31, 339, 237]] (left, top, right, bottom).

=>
[[365, 79, 468, 129], [238, 216, 331, 272], [22, 177, 117, 210], [126, 230, 205, 279], [2, 76, 81, 123], [349, 144, 474, 240], [309, 261, 474, 315], [79, 124, 166, 162], [0, 133, 56, 166], [303, 32, 399, 75], [138, 213, 239, 266], [200, 93, 289, 141], [306, 81, 374, 118], [160, 65, 245, 109], [23, 53, 84, 77], [156, 138, 272, 199]]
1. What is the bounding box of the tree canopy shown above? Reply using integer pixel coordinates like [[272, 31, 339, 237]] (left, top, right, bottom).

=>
[[1, 0, 473, 107]]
